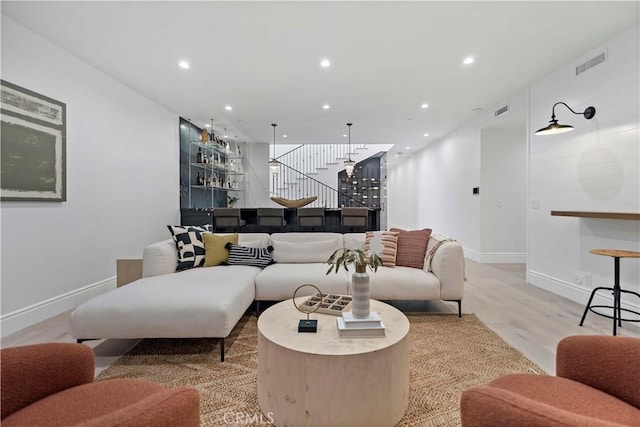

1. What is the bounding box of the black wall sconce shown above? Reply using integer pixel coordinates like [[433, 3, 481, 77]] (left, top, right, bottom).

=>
[[535, 102, 596, 136]]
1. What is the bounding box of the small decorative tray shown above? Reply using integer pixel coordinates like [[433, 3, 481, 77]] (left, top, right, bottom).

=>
[[301, 292, 353, 316]]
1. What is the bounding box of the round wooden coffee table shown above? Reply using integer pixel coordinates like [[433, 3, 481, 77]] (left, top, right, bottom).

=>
[[257, 298, 410, 426]]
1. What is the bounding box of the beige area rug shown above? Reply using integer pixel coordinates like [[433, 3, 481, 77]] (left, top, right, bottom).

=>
[[96, 314, 542, 426]]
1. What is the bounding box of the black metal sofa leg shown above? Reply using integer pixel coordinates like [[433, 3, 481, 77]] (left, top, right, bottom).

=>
[[220, 338, 225, 362], [445, 300, 462, 317]]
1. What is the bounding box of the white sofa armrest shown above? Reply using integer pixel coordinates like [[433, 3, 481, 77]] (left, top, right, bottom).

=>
[[142, 239, 178, 278], [425, 235, 465, 300]]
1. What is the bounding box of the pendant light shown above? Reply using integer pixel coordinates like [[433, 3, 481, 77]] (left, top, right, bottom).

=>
[[534, 102, 596, 136], [344, 123, 355, 178], [268, 123, 279, 175]]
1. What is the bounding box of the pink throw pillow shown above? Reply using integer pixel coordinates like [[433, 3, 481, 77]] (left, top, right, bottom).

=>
[[390, 228, 432, 269]]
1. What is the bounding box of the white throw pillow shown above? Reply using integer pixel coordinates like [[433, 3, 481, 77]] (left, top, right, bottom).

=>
[[272, 239, 341, 263]]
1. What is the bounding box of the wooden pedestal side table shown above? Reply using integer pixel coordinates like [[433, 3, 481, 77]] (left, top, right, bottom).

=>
[[580, 249, 640, 336], [116, 259, 143, 287], [257, 298, 410, 427]]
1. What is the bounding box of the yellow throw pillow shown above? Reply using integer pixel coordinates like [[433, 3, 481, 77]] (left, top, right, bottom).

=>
[[203, 233, 238, 266]]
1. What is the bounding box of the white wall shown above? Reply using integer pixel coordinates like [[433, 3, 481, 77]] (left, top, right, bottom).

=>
[[388, 91, 528, 261], [527, 24, 640, 311], [480, 126, 527, 262], [243, 142, 272, 207], [1, 17, 180, 335], [389, 24, 639, 311]]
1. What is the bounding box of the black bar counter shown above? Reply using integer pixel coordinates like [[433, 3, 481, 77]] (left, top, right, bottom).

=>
[[181, 208, 380, 232]]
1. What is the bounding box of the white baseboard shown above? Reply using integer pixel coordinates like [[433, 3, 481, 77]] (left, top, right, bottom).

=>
[[1, 277, 116, 338], [463, 247, 526, 264], [528, 269, 640, 313], [463, 247, 482, 263]]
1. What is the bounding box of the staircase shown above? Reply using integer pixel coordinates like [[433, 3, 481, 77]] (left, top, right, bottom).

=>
[[276, 143, 368, 175], [269, 144, 371, 208]]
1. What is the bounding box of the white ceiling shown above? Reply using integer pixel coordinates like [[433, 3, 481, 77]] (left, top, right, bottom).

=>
[[2, 1, 638, 159]]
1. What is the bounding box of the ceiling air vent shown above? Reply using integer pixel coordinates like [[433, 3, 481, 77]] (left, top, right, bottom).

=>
[[494, 104, 509, 117], [576, 52, 606, 75]]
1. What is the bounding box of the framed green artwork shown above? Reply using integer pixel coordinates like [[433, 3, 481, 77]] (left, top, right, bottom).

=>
[[1, 80, 66, 201]]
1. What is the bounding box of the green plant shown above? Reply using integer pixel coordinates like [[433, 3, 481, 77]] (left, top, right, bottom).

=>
[[325, 248, 383, 274], [227, 195, 239, 206]]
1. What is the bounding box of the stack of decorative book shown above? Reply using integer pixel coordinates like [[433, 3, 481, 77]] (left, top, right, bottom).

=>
[[336, 311, 386, 338]]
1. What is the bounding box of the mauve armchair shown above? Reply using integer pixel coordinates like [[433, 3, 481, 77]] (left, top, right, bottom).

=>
[[1, 342, 200, 426], [460, 335, 640, 426]]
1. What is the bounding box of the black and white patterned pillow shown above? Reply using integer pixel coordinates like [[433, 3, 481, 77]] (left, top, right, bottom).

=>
[[225, 243, 274, 268], [167, 225, 209, 271]]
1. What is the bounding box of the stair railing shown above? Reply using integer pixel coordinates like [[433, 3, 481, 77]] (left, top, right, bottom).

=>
[[276, 143, 367, 175], [271, 162, 367, 208]]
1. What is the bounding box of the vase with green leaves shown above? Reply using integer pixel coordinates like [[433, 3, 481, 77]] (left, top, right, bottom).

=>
[[326, 249, 383, 318], [227, 195, 239, 208]]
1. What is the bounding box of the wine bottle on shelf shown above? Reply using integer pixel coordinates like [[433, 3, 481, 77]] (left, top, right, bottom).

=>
[[201, 127, 208, 142], [196, 172, 201, 186], [197, 147, 203, 163]]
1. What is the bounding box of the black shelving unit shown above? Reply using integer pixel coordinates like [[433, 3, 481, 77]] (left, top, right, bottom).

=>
[[338, 151, 386, 208]]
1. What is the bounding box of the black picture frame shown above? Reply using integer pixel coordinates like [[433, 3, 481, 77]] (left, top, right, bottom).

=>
[[1, 80, 66, 201]]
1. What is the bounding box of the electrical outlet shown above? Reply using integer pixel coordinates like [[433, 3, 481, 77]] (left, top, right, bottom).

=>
[[496, 199, 503, 208], [585, 273, 593, 287], [574, 273, 583, 285], [531, 199, 540, 209]]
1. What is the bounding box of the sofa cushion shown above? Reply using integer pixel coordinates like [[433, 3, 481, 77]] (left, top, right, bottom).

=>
[[226, 243, 273, 267], [166, 225, 209, 271], [364, 231, 399, 267], [390, 228, 432, 269], [343, 233, 366, 251], [255, 263, 349, 300], [203, 233, 238, 267], [270, 233, 343, 263], [365, 266, 441, 300], [70, 266, 259, 339]]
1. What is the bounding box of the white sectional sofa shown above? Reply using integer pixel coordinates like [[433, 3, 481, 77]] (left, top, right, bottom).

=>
[[70, 232, 464, 361]]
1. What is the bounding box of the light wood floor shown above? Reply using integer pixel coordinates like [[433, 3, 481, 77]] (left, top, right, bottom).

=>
[[2, 261, 638, 375]]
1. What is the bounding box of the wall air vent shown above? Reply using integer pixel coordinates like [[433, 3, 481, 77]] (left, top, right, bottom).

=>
[[576, 52, 606, 75], [494, 104, 509, 117]]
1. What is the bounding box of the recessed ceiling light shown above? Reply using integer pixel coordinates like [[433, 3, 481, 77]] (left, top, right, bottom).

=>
[[323, 104, 330, 110], [205, 124, 210, 128], [343, 134, 347, 137], [463, 56, 474, 65], [405, 146, 411, 150], [423, 133, 429, 137], [320, 59, 331, 68], [421, 103, 429, 109], [283, 135, 287, 138], [224, 105, 232, 111], [178, 60, 190, 69]]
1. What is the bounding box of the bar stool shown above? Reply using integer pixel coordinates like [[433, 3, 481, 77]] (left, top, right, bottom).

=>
[[341, 207, 368, 233], [257, 208, 287, 232], [297, 207, 325, 231], [213, 208, 246, 233], [580, 249, 640, 336]]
